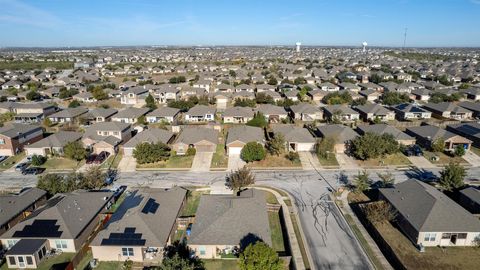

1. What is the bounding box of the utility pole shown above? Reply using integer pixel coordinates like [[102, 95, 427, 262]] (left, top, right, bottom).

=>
[[402, 27, 408, 50]]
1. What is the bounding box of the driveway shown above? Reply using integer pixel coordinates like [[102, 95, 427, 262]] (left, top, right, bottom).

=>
[[335, 153, 359, 170], [227, 154, 245, 171], [191, 152, 213, 172], [407, 156, 436, 169], [463, 151, 480, 167], [298, 151, 321, 170], [117, 155, 136, 172]]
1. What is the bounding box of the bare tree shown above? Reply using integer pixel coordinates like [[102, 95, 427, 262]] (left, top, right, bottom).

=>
[[363, 201, 397, 224], [225, 166, 255, 195]]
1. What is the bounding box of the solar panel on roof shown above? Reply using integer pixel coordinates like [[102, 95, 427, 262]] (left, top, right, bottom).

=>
[[12, 220, 63, 238], [141, 198, 159, 214], [101, 227, 146, 246]]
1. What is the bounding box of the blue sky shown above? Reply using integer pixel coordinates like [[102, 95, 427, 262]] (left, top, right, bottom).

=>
[[0, 0, 480, 47]]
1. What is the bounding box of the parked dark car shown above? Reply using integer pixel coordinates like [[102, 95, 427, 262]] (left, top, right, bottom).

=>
[[15, 162, 30, 172], [94, 151, 110, 164], [86, 154, 98, 164], [0, 156, 8, 163], [22, 167, 45, 175], [404, 144, 423, 156]]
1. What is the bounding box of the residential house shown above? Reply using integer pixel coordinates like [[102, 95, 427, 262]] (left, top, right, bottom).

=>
[[255, 104, 288, 123], [318, 82, 340, 92], [355, 104, 395, 122], [13, 103, 57, 124], [357, 124, 415, 145], [423, 102, 473, 120], [379, 180, 480, 247], [393, 103, 432, 120], [73, 92, 96, 103], [90, 187, 187, 263], [446, 122, 480, 147], [235, 84, 255, 92], [255, 84, 276, 92], [289, 103, 323, 121], [185, 105, 216, 123], [458, 101, 480, 118], [316, 124, 358, 153], [1, 191, 114, 268], [0, 124, 43, 156], [84, 108, 118, 123], [323, 105, 360, 123], [459, 187, 480, 214], [120, 86, 149, 106], [226, 126, 265, 155], [307, 90, 328, 103], [215, 84, 234, 93], [411, 89, 431, 102], [172, 127, 218, 154], [146, 107, 180, 124], [154, 85, 181, 104], [359, 89, 381, 102], [193, 79, 211, 92], [271, 125, 316, 152], [260, 91, 283, 103], [189, 189, 271, 259], [82, 122, 132, 154], [0, 188, 47, 236], [406, 125, 472, 152], [112, 108, 150, 124], [223, 107, 254, 124], [123, 128, 175, 157], [25, 131, 83, 157], [461, 88, 480, 101], [48, 107, 89, 123]]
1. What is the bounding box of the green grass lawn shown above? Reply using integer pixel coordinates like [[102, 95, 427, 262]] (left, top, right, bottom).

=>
[[265, 191, 279, 204], [317, 154, 339, 166], [137, 155, 194, 169], [268, 212, 286, 253], [246, 154, 302, 168], [203, 259, 240, 270], [356, 152, 411, 167], [0, 152, 25, 171], [181, 190, 209, 217], [1, 252, 75, 270], [290, 213, 310, 270], [470, 147, 480, 157], [40, 157, 84, 171], [211, 144, 228, 168], [100, 153, 123, 170], [423, 151, 468, 165]]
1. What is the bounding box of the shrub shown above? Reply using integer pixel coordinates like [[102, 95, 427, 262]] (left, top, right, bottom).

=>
[[241, 142, 266, 162], [285, 151, 300, 163], [186, 147, 196, 156], [362, 201, 397, 224], [31, 154, 47, 166]]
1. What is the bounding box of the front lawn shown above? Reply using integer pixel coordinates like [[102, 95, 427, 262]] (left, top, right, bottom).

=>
[[100, 153, 123, 170], [203, 259, 240, 270], [268, 212, 286, 253], [0, 152, 25, 171], [1, 252, 75, 270], [317, 154, 339, 166], [211, 144, 228, 168], [423, 151, 468, 165], [137, 155, 194, 169], [40, 157, 85, 171], [355, 153, 411, 167], [246, 154, 301, 168]]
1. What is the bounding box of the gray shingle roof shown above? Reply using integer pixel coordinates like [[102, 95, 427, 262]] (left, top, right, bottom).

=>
[[189, 189, 271, 246], [255, 104, 287, 115], [380, 180, 480, 232], [355, 104, 393, 115], [0, 188, 46, 227], [146, 107, 180, 118], [272, 125, 315, 143], [26, 131, 83, 148], [357, 124, 414, 141], [223, 107, 255, 118], [290, 103, 320, 115], [0, 123, 42, 138], [460, 187, 480, 204], [91, 187, 187, 247], [226, 126, 265, 145], [49, 107, 88, 118], [406, 125, 470, 142], [175, 127, 218, 145], [316, 124, 358, 143], [86, 108, 118, 118], [124, 128, 174, 148], [187, 105, 216, 116], [423, 102, 472, 114], [323, 105, 359, 115], [114, 107, 150, 119]]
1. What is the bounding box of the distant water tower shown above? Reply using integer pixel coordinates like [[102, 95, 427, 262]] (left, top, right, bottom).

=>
[[296, 42, 301, 53], [362, 41, 368, 53]]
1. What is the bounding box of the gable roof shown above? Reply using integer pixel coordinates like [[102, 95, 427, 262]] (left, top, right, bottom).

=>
[[175, 127, 218, 145], [124, 128, 174, 148], [255, 104, 287, 115], [323, 105, 359, 115], [114, 107, 150, 119], [406, 125, 470, 142], [86, 108, 118, 118], [380, 180, 480, 232], [189, 189, 271, 246], [26, 131, 83, 148], [289, 103, 321, 115], [0, 188, 46, 227], [146, 107, 180, 118], [49, 107, 88, 118], [423, 102, 472, 114], [316, 124, 358, 143], [91, 187, 187, 247], [226, 126, 265, 145], [223, 106, 255, 118], [355, 104, 393, 115], [0, 123, 41, 138], [187, 105, 216, 116], [271, 125, 315, 143]]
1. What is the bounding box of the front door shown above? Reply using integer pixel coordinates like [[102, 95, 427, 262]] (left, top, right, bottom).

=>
[[17, 256, 25, 268], [450, 234, 457, 245]]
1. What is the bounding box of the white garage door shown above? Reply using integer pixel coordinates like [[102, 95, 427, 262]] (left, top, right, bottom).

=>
[[229, 147, 242, 155], [25, 147, 45, 157], [0, 148, 13, 156]]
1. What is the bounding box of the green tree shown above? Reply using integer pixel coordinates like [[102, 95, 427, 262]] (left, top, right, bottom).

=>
[[234, 99, 257, 107], [351, 133, 399, 160], [267, 77, 278, 86], [145, 93, 157, 110], [316, 137, 335, 159], [225, 166, 255, 195], [381, 92, 410, 105], [454, 145, 466, 157], [161, 241, 204, 270], [255, 92, 274, 104], [377, 172, 395, 188], [439, 162, 466, 191], [79, 165, 105, 190], [26, 90, 41, 101], [91, 88, 107, 100], [294, 77, 306, 85], [42, 117, 52, 128], [37, 173, 78, 196], [354, 170, 371, 193], [133, 142, 171, 164], [159, 254, 194, 270], [241, 142, 266, 162], [31, 154, 47, 166], [63, 141, 87, 161], [246, 112, 268, 128], [266, 134, 285, 156], [229, 70, 237, 78], [68, 100, 81, 108], [322, 91, 352, 105], [238, 242, 283, 270], [431, 138, 445, 152]]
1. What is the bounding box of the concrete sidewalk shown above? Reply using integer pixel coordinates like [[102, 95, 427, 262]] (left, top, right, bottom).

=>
[[336, 153, 360, 170], [463, 151, 480, 167], [117, 155, 136, 172], [298, 152, 321, 170], [407, 156, 436, 169]]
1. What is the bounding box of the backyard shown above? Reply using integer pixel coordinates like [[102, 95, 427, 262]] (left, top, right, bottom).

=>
[[181, 189, 210, 217], [0, 253, 75, 270], [203, 259, 240, 270]]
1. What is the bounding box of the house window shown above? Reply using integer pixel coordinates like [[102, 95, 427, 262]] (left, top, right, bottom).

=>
[[423, 233, 436, 242], [113, 131, 119, 136], [199, 246, 206, 256], [122, 247, 134, 256], [26, 256, 33, 265], [458, 233, 467, 239], [55, 240, 68, 249], [0, 139, 5, 144], [8, 256, 15, 266], [442, 233, 451, 239], [103, 131, 108, 136]]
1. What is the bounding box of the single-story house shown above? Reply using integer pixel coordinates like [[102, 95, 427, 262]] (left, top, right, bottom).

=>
[[289, 103, 323, 121], [112, 108, 150, 124], [255, 104, 288, 123], [357, 124, 416, 145], [393, 103, 432, 120], [222, 107, 255, 124], [459, 187, 480, 214], [123, 128, 175, 157], [323, 105, 360, 123], [316, 124, 359, 153], [172, 127, 218, 154], [73, 92, 96, 103], [184, 105, 216, 123], [271, 125, 316, 152], [84, 108, 118, 123], [379, 180, 480, 247], [188, 189, 271, 259], [91, 187, 187, 263], [354, 104, 395, 122], [359, 89, 381, 102], [411, 88, 431, 101], [423, 102, 473, 120], [458, 101, 480, 118], [446, 122, 480, 147], [48, 107, 89, 123], [146, 107, 180, 124], [406, 125, 472, 152], [25, 131, 83, 156], [226, 126, 265, 155]]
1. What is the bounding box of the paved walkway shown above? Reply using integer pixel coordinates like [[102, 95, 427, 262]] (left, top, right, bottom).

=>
[[338, 191, 393, 270], [191, 152, 213, 172], [463, 151, 480, 167], [407, 156, 436, 169], [227, 153, 245, 171], [117, 155, 136, 172], [336, 153, 360, 170], [298, 152, 321, 170]]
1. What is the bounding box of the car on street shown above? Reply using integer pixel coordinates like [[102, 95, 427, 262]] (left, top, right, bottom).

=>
[[22, 167, 45, 175]]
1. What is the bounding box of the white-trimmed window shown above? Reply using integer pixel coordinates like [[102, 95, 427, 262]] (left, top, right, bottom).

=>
[[199, 246, 206, 256], [55, 240, 67, 249], [0, 138, 5, 144], [122, 247, 134, 256], [424, 233, 436, 242]]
